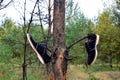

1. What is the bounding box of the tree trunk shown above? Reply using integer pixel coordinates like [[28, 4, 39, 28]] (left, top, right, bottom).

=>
[[51, 0, 67, 80]]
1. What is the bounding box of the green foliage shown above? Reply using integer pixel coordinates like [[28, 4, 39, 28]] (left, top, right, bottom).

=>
[[92, 9, 120, 65], [0, 18, 49, 79], [0, 19, 23, 63], [89, 74, 100, 80], [112, 1, 120, 64], [112, 0, 120, 26], [66, 2, 92, 64], [0, 1, 120, 79], [29, 24, 46, 42]]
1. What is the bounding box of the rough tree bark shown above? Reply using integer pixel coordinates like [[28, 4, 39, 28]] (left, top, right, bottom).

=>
[[51, 0, 67, 80]]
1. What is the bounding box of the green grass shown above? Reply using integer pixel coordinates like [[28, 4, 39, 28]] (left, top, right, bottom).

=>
[[67, 64, 120, 80], [0, 61, 120, 80]]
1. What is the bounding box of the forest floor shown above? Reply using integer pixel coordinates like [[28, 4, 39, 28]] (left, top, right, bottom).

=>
[[0, 62, 120, 80], [67, 65, 120, 80]]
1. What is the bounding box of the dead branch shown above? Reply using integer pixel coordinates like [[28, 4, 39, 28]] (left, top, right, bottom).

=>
[[67, 35, 88, 50], [0, 0, 13, 10], [27, 0, 38, 33], [37, 1, 46, 40]]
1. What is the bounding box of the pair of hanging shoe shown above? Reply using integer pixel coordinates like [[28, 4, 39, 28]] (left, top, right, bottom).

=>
[[26, 33, 99, 65]]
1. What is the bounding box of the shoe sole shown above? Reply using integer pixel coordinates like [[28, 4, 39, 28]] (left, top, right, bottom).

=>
[[26, 34, 45, 64], [90, 34, 100, 65]]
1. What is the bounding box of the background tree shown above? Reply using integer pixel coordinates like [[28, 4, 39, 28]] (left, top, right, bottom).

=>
[[112, 0, 120, 67], [112, 0, 120, 27], [65, 0, 92, 64], [92, 9, 120, 68], [0, 19, 23, 63]]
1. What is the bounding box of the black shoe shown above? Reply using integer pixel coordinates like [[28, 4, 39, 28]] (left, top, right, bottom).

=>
[[26, 34, 51, 64], [85, 34, 99, 65]]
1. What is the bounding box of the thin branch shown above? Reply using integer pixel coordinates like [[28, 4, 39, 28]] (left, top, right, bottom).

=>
[[47, 0, 52, 43], [0, 0, 4, 5], [13, 5, 24, 20], [46, 0, 52, 56], [37, 1, 46, 40], [0, 0, 13, 10], [67, 35, 88, 50], [23, 0, 26, 35], [27, 0, 38, 33]]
